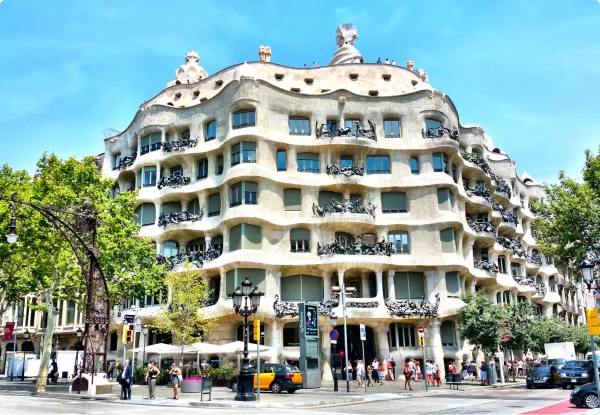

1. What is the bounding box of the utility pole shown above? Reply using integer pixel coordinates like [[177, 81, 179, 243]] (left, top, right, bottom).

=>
[[586, 309, 600, 401]]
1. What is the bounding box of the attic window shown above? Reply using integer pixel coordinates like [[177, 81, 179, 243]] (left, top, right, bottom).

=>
[[193, 90, 200, 97], [167, 102, 174, 106], [321, 89, 331, 93], [174, 92, 182, 99], [304, 78, 314, 85], [369, 90, 379, 97], [200, 97, 208, 103], [275, 74, 284, 81], [382, 74, 392, 81], [291, 87, 301, 93], [215, 80, 223, 88], [349, 74, 359, 81]]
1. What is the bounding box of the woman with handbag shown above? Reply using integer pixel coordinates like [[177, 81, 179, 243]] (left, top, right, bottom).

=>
[[169, 362, 182, 400], [145, 361, 160, 400]]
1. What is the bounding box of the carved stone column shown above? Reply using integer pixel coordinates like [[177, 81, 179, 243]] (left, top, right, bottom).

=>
[[491, 290, 498, 305], [375, 326, 390, 361], [205, 236, 212, 249], [464, 239, 475, 264], [375, 271, 384, 300], [320, 322, 333, 381], [427, 319, 445, 378], [387, 270, 396, 300], [288, 147, 297, 171], [337, 270, 345, 288], [179, 241, 187, 254], [469, 280, 476, 293], [274, 271, 282, 298], [269, 320, 282, 363], [156, 242, 162, 256], [161, 127, 167, 144], [361, 273, 369, 299], [181, 200, 189, 213], [156, 162, 162, 182], [323, 272, 332, 300], [424, 270, 436, 302], [155, 202, 162, 225]]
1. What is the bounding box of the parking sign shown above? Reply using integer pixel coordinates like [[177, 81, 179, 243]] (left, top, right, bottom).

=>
[[359, 324, 366, 341]]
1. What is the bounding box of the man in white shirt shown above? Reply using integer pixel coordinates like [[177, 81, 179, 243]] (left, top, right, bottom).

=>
[[425, 360, 434, 386], [408, 358, 416, 380], [372, 359, 379, 384]]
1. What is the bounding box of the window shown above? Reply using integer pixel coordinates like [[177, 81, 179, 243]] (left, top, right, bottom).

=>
[[452, 164, 458, 183], [197, 159, 208, 179], [230, 181, 258, 207], [425, 118, 442, 131], [480, 248, 489, 261], [188, 237, 206, 253], [410, 157, 419, 174], [511, 262, 522, 278], [134, 203, 156, 226], [288, 117, 310, 135], [496, 292, 502, 304], [384, 119, 400, 138], [140, 132, 161, 155], [297, 152, 319, 173], [162, 201, 181, 216], [225, 268, 266, 297], [344, 118, 359, 135], [283, 188, 301, 211], [440, 228, 456, 253], [432, 153, 450, 174], [281, 275, 323, 301], [476, 212, 489, 222], [170, 165, 183, 177], [445, 272, 461, 298], [231, 142, 257, 166], [388, 231, 409, 254], [546, 256, 554, 266], [367, 155, 390, 174], [503, 291, 512, 304], [113, 153, 122, 170], [65, 300, 76, 326], [163, 241, 179, 257], [498, 256, 507, 274], [340, 155, 353, 167], [440, 321, 456, 347], [476, 180, 485, 190], [318, 191, 342, 206], [520, 195, 525, 208], [335, 232, 354, 246], [276, 150, 287, 171], [535, 275, 543, 285], [232, 109, 256, 129], [229, 224, 262, 251], [549, 276, 556, 292], [205, 121, 217, 141], [389, 323, 416, 348], [142, 166, 157, 187], [290, 228, 310, 253], [394, 272, 425, 300], [111, 185, 120, 199], [283, 322, 300, 347], [437, 188, 453, 211], [381, 192, 407, 213], [208, 193, 221, 217], [217, 155, 224, 174], [212, 235, 223, 253]]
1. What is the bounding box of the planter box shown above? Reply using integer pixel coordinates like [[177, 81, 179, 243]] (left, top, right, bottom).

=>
[[181, 379, 202, 393]]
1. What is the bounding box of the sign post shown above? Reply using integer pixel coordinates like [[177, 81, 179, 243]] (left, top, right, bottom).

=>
[[360, 324, 366, 392], [132, 317, 142, 370], [330, 329, 339, 391], [254, 319, 260, 403], [586, 309, 600, 402], [417, 326, 426, 392]]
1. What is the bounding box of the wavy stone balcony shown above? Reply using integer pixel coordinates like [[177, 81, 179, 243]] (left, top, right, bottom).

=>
[[157, 175, 191, 190], [474, 259, 499, 273], [461, 152, 497, 182], [466, 217, 496, 236], [162, 136, 198, 153], [157, 210, 203, 227], [513, 275, 536, 291], [463, 181, 493, 204], [534, 283, 547, 297], [119, 153, 137, 170], [495, 180, 512, 199], [495, 236, 527, 258], [526, 252, 543, 268], [501, 211, 518, 226]]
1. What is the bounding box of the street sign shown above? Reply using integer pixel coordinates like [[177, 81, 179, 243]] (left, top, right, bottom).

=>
[[330, 329, 339, 341], [587, 309, 600, 336], [417, 325, 424, 333], [124, 314, 134, 324], [3, 322, 15, 340], [359, 324, 366, 341], [331, 340, 337, 345]]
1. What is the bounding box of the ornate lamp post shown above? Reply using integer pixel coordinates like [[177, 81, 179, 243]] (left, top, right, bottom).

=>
[[142, 325, 149, 366], [75, 328, 83, 393], [21, 329, 30, 381], [231, 277, 263, 401], [579, 246, 600, 291], [330, 312, 338, 391], [2, 193, 111, 390]]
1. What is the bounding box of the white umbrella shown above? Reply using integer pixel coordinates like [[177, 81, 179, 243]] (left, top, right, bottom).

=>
[[130, 343, 195, 368], [189, 342, 222, 368], [216, 341, 271, 354]]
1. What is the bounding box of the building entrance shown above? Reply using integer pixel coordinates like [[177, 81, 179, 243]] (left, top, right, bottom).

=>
[[331, 325, 375, 380]]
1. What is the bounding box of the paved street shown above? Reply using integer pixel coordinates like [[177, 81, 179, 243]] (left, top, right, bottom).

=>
[[0, 383, 592, 414]]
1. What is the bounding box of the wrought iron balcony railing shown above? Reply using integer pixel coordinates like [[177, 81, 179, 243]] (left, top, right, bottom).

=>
[[422, 126, 459, 141], [535, 283, 547, 297], [474, 259, 499, 273], [527, 251, 542, 266], [119, 153, 137, 170], [463, 181, 493, 203], [461, 152, 496, 181], [158, 210, 203, 227], [386, 294, 440, 318], [317, 237, 391, 256], [315, 120, 377, 141], [495, 180, 512, 199], [496, 236, 527, 257], [312, 198, 376, 217], [501, 211, 518, 225], [326, 164, 364, 176], [513, 275, 536, 289], [157, 175, 191, 189], [156, 246, 221, 271], [162, 136, 198, 153], [466, 217, 496, 234]]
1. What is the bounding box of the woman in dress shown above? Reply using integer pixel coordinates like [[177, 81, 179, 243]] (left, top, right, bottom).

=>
[[404, 363, 413, 390], [169, 362, 181, 400], [415, 361, 422, 382]]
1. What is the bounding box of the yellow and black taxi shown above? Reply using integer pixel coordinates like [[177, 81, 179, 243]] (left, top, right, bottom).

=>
[[228, 363, 304, 394]]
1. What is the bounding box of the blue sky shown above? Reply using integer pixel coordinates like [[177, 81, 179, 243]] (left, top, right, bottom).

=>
[[1, 0, 599, 183]]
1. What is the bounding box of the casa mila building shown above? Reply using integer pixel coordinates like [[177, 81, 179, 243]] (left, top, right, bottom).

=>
[[102, 24, 594, 377]]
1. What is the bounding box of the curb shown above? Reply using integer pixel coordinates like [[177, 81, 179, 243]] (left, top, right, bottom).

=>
[[35, 392, 117, 401], [189, 397, 365, 408]]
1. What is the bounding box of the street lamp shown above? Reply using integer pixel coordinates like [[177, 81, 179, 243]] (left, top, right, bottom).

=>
[[231, 277, 263, 401], [6, 211, 17, 244], [76, 327, 83, 394], [330, 312, 339, 392], [142, 325, 149, 366], [21, 329, 30, 381]]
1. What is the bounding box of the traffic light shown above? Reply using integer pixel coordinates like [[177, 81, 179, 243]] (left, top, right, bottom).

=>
[[587, 309, 600, 336], [418, 336, 424, 347], [253, 320, 260, 342], [122, 324, 133, 343]]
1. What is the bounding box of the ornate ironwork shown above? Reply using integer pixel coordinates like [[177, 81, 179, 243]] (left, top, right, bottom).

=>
[[318, 294, 340, 317], [502, 210, 518, 225], [513, 275, 536, 289], [201, 295, 218, 307], [315, 120, 377, 141], [347, 301, 379, 308], [496, 236, 527, 257], [119, 153, 137, 170], [317, 236, 391, 256], [422, 126, 459, 141], [162, 136, 198, 153], [312, 198, 376, 218], [272, 295, 299, 318], [535, 283, 547, 297], [492, 202, 505, 213], [326, 164, 364, 177], [157, 175, 191, 189], [156, 246, 221, 271], [466, 217, 496, 234], [527, 251, 542, 266], [461, 152, 494, 177], [157, 210, 203, 227], [496, 180, 512, 198], [385, 294, 440, 318], [474, 259, 499, 273], [463, 180, 493, 203]]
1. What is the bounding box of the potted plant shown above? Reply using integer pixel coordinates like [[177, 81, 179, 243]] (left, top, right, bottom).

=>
[[181, 376, 203, 393]]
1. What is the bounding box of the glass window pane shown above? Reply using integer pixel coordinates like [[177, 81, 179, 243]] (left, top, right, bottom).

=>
[[432, 153, 442, 172], [243, 224, 262, 250], [289, 117, 310, 135], [284, 188, 301, 211], [440, 228, 456, 253], [381, 192, 407, 213], [277, 150, 287, 171], [318, 191, 343, 206], [208, 193, 221, 216], [161, 202, 181, 215], [394, 272, 409, 299], [408, 272, 425, 298], [437, 188, 451, 210], [425, 119, 442, 131], [302, 275, 323, 301], [445, 272, 460, 297], [384, 119, 400, 137], [281, 276, 302, 301], [229, 224, 242, 251], [206, 121, 217, 141], [410, 157, 419, 174]]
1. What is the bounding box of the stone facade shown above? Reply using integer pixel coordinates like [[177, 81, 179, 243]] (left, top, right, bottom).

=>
[[101, 45, 594, 378]]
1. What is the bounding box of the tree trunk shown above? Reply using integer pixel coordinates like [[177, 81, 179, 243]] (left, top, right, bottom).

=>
[[36, 288, 55, 393]]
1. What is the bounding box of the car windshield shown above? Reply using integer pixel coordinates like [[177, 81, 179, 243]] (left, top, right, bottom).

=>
[[530, 366, 551, 375], [564, 361, 588, 370], [285, 366, 300, 372]]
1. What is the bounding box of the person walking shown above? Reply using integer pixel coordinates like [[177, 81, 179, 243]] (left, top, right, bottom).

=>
[[107, 361, 115, 380], [425, 360, 433, 386], [366, 364, 374, 387], [356, 360, 364, 388], [461, 360, 468, 380], [435, 363, 442, 387], [408, 358, 416, 380], [404, 362, 413, 390], [145, 361, 160, 400], [415, 361, 422, 382], [169, 362, 182, 400], [390, 358, 396, 380], [121, 359, 132, 400], [387, 360, 394, 381], [372, 359, 379, 385], [480, 361, 489, 386], [346, 363, 354, 388]]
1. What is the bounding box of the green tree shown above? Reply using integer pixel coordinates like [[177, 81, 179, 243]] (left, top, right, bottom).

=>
[[153, 269, 216, 362], [458, 291, 506, 354], [532, 148, 600, 275], [0, 154, 165, 392], [503, 300, 534, 353]]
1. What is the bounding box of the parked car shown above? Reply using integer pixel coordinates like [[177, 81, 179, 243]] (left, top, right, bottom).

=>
[[228, 363, 304, 394], [526, 365, 559, 389], [570, 382, 600, 408], [560, 360, 594, 389]]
